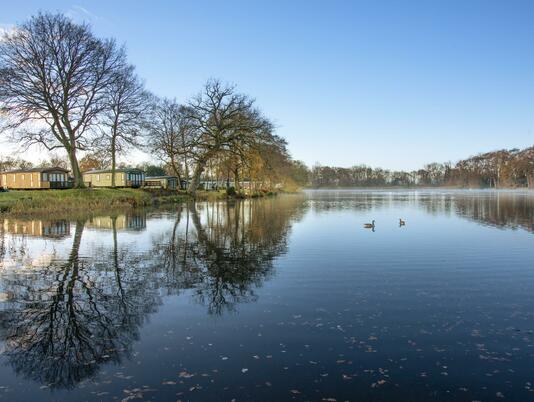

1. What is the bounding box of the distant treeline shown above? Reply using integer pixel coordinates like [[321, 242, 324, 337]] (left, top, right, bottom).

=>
[[310, 146, 534, 188]]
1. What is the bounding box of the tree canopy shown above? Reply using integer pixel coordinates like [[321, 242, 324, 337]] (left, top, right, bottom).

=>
[[0, 12, 126, 187]]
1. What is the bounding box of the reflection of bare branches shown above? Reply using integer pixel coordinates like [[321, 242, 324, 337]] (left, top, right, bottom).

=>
[[187, 197, 305, 314], [0, 196, 307, 390], [188, 202, 265, 314], [0, 220, 161, 389], [151, 196, 307, 315]]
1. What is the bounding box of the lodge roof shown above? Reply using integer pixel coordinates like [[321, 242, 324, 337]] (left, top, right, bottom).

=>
[[83, 168, 144, 174], [0, 166, 69, 174]]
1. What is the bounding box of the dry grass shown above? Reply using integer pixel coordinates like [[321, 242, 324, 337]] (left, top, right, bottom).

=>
[[0, 188, 187, 216], [0, 187, 281, 217]]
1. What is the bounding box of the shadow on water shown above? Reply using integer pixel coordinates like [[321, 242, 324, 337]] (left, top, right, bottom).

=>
[[0, 195, 307, 390]]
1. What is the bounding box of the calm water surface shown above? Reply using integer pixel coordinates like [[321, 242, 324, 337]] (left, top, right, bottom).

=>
[[0, 190, 533, 401]]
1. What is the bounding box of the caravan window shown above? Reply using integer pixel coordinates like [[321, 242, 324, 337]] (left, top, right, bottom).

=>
[[128, 172, 142, 182], [50, 173, 65, 182]]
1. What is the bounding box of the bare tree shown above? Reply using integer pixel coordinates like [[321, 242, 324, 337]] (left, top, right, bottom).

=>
[[146, 98, 192, 186], [0, 156, 33, 171], [41, 152, 69, 169], [183, 79, 273, 196], [0, 13, 125, 187], [79, 151, 110, 171], [98, 65, 148, 187]]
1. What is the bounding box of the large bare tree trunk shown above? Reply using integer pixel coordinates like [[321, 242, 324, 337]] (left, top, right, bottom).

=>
[[169, 156, 182, 187], [179, 158, 189, 190], [234, 167, 241, 194], [184, 160, 189, 190], [68, 147, 85, 188], [188, 159, 206, 197], [111, 138, 117, 188]]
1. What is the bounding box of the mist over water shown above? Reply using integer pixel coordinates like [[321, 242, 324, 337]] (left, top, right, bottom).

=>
[[0, 190, 533, 401]]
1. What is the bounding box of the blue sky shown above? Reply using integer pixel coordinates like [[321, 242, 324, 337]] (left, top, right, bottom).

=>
[[2, 0, 534, 170]]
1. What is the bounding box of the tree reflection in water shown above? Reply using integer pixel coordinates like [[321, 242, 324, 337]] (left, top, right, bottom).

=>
[[0, 195, 306, 389], [151, 196, 307, 314], [0, 220, 157, 389], [453, 192, 534, 232], [309, 190, 534, 233], [410, 191, 534, 232], [0, 191, 530, 391]]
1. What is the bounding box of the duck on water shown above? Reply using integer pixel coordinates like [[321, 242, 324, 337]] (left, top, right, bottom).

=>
[[364, 220, 375, 229], [363, 219, 406, 229]]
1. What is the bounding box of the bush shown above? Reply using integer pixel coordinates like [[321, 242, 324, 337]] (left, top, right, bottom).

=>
[[226, 186, 236, 196]]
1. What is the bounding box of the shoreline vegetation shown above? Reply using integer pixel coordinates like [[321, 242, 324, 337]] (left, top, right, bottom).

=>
[[0, 188, 287, 217], [309, 146, 534, 189]]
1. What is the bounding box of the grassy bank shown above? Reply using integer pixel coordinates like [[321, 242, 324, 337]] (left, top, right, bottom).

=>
[[0, 187, 285, 217], [0, 188, 188, 217]]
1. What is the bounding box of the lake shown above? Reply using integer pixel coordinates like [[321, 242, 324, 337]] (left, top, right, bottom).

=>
[[0, 190, 533, 401]]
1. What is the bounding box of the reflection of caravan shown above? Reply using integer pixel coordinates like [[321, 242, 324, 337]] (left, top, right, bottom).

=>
[[2, 219, 70, 239], [86, 214, 146, 232]]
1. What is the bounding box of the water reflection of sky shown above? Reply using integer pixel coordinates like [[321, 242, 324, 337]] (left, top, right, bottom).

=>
[[0, 191, 533, 401]]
